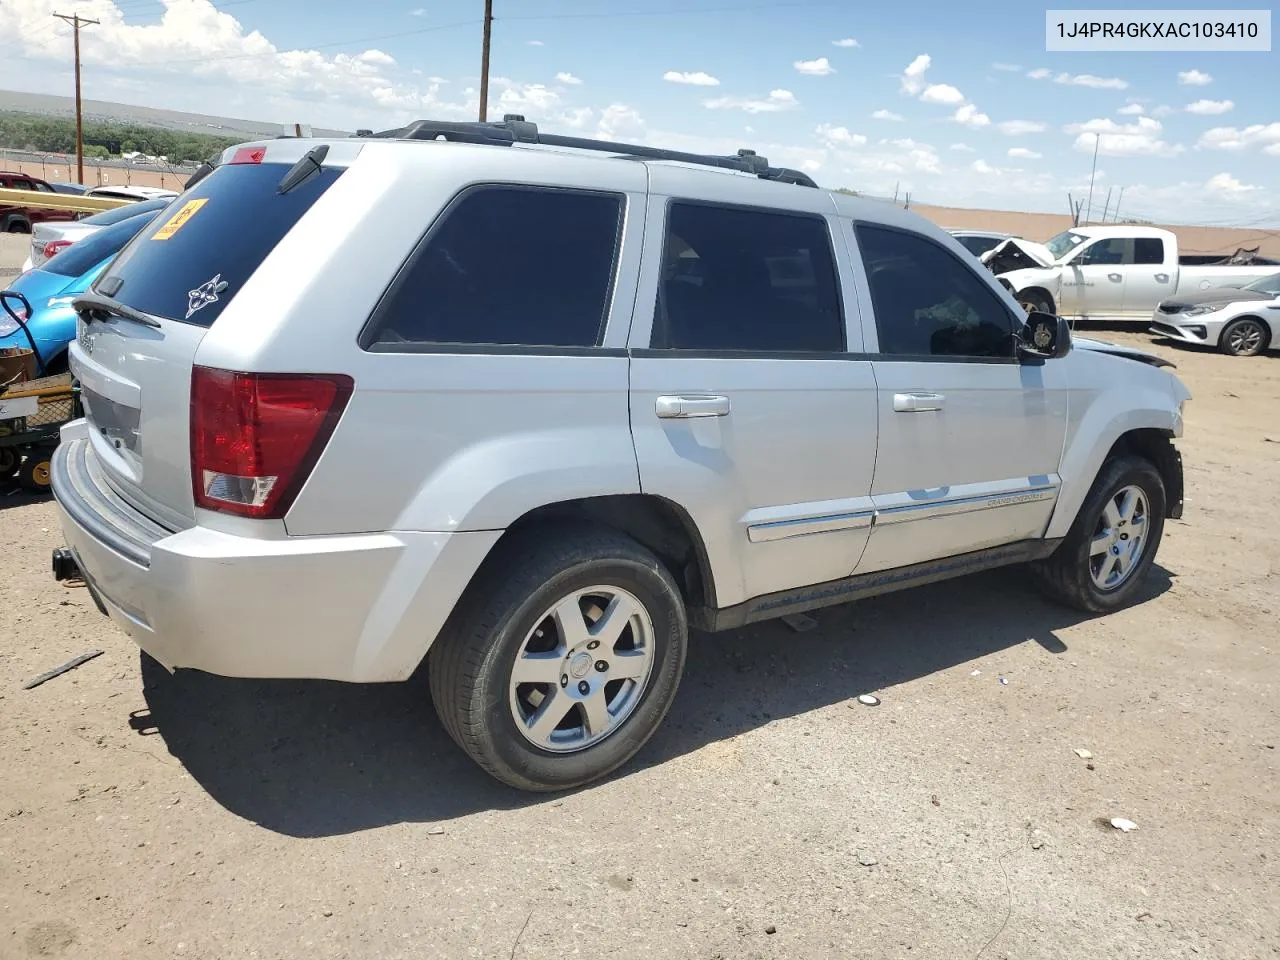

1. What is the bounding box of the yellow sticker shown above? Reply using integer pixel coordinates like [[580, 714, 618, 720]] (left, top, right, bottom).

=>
[[151, 198, 208, 241]]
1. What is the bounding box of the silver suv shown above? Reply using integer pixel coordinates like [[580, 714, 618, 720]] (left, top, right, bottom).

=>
[[50, 117, 1191, 792]]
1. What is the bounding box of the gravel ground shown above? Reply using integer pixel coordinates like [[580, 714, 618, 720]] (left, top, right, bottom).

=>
[[1, 235, 1277, 959]]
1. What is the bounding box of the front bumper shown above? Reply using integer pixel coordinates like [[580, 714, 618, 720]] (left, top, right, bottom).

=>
[[50, 430, 500, 683], [1149, 313, 1219, 345]]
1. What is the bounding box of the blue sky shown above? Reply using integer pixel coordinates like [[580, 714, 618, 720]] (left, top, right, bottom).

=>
[[0, 0, 1276, 224]]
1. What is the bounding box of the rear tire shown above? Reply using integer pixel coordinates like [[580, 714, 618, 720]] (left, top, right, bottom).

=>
[[1218, 317, 1268, 357], [1031, 455, 1166, 614], [0, 448, 19, 481], [428, 524, 688, 792]]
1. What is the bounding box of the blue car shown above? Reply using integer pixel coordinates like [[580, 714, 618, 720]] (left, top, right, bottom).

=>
[[0, 208, 162, 374]]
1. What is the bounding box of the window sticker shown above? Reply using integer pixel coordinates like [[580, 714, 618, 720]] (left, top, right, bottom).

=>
[[152, 198, 209, 241], [186, 274, 228, 320]]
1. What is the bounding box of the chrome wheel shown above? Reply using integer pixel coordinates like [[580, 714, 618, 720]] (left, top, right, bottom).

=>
[[1089, 484, 1149, 591], [508, 585, 655, 754], [1224, 319, 1265, 357]]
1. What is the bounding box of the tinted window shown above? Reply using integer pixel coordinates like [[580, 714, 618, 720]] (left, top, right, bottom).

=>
[[1133, 238, 1164, 265], [955, 234, 1004, 257], [856, 224, 1017, 359], [11, 178, 35, 191], [80, 197, 170, 227], [43, 211, 159, 278], [652, 202, 844, 352], [1079, 238, 1126, 265], [98, 162, 344, 327], [366, 186, 623, 348]]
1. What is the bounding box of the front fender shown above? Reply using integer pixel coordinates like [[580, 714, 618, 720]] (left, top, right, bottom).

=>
[[1045, 374, 1182, 540], [999, 267, 1063, 296]]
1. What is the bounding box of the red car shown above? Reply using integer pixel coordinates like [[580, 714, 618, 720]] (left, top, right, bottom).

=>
[[0, 172, 79, 234]]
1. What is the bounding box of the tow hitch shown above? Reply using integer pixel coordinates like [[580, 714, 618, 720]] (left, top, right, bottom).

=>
[[51, 547, 81, 582]]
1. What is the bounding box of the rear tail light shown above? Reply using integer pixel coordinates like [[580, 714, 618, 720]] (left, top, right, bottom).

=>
[[190, 366, 353, 519], [42, 240, 72, 260]]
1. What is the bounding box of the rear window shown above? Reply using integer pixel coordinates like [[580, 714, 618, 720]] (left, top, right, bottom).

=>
[[79, 198, 170, 227], [43, 211, 160, 278], [97, 161, 344, 327]]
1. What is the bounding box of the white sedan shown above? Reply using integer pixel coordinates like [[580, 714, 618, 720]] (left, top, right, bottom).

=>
[[1149, 274, 1280, 357]]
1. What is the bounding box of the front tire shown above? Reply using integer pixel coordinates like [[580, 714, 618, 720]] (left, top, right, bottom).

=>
[[1018, 289, 1053, 316], [428, 525, 688, 792], [1031, 456, 1166, 614], [1219, 317, 1268, 357]]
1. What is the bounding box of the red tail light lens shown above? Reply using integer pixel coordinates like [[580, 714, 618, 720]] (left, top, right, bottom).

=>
[[229, 146, 267, 165], [190, 366, 353, 519], [43, 240, 72, 260]]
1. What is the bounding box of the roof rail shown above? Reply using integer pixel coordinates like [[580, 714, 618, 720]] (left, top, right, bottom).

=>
[[365, 114, 818, 188]]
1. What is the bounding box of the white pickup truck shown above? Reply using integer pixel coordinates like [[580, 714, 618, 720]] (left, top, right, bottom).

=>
[[981, 225, 1280, 323]]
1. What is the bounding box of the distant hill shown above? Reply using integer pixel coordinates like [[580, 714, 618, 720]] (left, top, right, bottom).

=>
[[0, 90, 350, 140]]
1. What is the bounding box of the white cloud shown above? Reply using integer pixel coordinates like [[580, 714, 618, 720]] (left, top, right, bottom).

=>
[[663, 70, 720, 86], [900, 54, 931, 95], [703, 89, 798, 113], [1008, 147, 1042, 159], [1205, 172, 1258, 197], [794, 57, 835, 77], [1054, 72, 1128, 89], [1026, 68, 1052, 80], [816, 124, 866, 148], [950, 143, 975, 152], [555, 71, 582, 85], [832, 38, 859, 47], [954, 103, 990, 127], [1178, 69, 1212, 86], [1185, 99, 1233, 116], [1117, 103, 1145, 116], [1066, 116, 1182, 157], [597, 104, 646, 141], [409, 7, 426, 15], [496, 82, 560, 114], [526, 40, 544, 46], [1196, 122, 1280, 151], [921, 83, 965, 105], [992, 63, 1022, 72], [872, 109, 903, 121], [971, 159, 1003, 175], [1266, 143, 1280, 157], [997, 120, 1047, 135]]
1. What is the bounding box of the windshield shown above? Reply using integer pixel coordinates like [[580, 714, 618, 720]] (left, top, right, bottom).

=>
[[43, 209, 161, 278], [1244, 273, 1280, 296], [1044, 231, 1088, 262]]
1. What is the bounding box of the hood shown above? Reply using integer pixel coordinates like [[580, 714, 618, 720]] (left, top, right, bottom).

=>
[[1157, 287, 1275, 311], [981, 237, 1055, 274], [1073, 335, 1176, 369]]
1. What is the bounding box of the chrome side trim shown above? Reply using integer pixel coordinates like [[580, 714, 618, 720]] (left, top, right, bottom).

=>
[[747, 510, 875, 543], [875, 485, 1059, 526]]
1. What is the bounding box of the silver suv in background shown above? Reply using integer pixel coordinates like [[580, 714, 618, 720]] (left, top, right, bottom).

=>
[[50, 118, 1190, 792]]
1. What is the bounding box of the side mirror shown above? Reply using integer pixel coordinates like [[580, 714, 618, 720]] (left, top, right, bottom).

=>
[[1018, 311, 1072, 360]]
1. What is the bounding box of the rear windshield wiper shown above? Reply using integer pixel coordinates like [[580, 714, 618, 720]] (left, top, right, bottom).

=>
[[278, 144, 330, 195], [72, 290, 162, 328]]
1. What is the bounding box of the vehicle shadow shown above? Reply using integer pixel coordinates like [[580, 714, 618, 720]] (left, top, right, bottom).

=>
[[0, 485, 50, 510], [137, 564, 1174, 838]]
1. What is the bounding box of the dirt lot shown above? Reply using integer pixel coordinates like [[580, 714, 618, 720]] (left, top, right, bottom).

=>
[[1, 231, 1277, 959]]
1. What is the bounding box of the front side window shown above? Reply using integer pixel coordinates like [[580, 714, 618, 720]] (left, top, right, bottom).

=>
[[366, 186, 623, 349], [1077, 238, 1127, 265], [856, 223, 1017, 359], [652, 202, 844, 352]]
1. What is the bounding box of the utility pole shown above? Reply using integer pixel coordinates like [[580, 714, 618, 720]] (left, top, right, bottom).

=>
[[1100, 186, 1113, 223], [52, 12, 99, 185], [478, 0, 494, 121], [1112, 187, 1125, 223], [1084, 132, 1100, 224]]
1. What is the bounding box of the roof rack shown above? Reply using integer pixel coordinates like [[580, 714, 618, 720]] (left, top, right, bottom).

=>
[[361, 114, 818, 188]]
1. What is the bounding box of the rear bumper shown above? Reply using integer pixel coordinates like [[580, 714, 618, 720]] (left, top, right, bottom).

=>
[[51, 429, 500, 682]]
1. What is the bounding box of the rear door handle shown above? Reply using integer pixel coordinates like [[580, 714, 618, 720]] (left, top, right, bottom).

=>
[[656, 395, 731, 419], [1108, 273, 1123, 282], [893, 392, 945, 413]]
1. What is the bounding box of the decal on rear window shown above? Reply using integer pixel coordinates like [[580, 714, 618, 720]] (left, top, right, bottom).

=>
[[152, 198, 208, 241], [186, 274, 228, 319]]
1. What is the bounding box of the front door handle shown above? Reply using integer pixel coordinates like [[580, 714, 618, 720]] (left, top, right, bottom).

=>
[[893, 392, 945, 413], [1154, 272, 1169, 282], [656, 395, 731, 419], [1107, 273, 1123, 282]]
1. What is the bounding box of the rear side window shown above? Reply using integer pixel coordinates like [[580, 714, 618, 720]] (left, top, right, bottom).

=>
[[97, 161, 345, 327], [1133, 238, 1164, 264], [364, 186, 624, 349], [652, 202, 844, 352], [43, 211, 159, 278]]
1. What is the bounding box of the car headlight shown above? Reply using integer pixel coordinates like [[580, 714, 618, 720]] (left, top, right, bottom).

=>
[[1181, 303, 1223, 317]]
